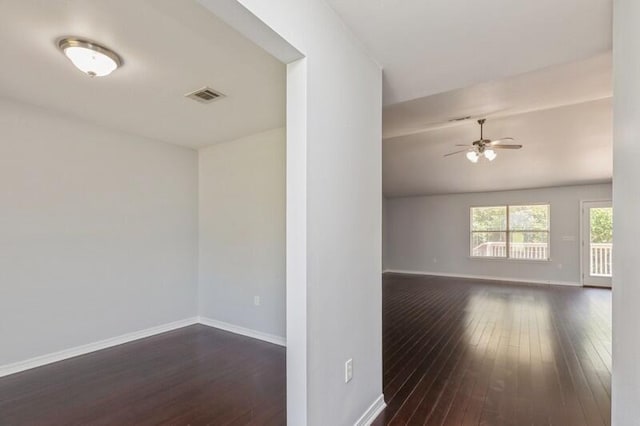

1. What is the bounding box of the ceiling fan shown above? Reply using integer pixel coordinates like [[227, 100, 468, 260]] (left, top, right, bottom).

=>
[[444, 119, 522, 163]]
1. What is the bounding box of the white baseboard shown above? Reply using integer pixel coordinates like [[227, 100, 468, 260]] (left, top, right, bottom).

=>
[[198, 316, 286, 347], [0, 316, 286, 379], [354, 394, 386, 426], [383, 269, 582, 287], [0, 317, 199, 378]]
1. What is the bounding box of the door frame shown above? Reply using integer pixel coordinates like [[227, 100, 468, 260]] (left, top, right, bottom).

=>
[[580, 199, 613, 288]]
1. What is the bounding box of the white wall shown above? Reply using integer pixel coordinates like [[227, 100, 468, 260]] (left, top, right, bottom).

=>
[[612, 1, 640, 423], [382, 197, 388, 270], [0, 98, 198, 366], [198, 1, 384, 424], [385, 184, 612, 285], [198, 128, 285, 338]]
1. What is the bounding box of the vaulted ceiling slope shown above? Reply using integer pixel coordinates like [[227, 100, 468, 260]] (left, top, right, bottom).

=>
[[384, 52, 612, 140], [383, 98, 612, 197], [0, 0, 285, 148], [326, 0, 612, 105]]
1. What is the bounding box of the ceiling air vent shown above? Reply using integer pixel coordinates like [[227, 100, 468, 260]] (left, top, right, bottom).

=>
[[448, 115, 472, 122], [185, 87, 225, 104]]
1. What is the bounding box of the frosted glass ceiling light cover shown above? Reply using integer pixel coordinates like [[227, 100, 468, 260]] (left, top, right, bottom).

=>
[[484, 149, 497, 161], [466, 151, 479, 163], [58, 37, 122, 77]]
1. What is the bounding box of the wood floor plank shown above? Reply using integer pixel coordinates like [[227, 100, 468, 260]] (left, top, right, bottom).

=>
[[0, 325, 286, 426], [374, 273, 611, 426], [0, 274, 611, 426]]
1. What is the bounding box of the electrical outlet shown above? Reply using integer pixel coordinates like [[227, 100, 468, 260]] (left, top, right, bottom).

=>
[[345, 358, 353, 383], [254, 296, 260, 306]]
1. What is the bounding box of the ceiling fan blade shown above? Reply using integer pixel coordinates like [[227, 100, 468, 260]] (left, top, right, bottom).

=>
[[455, 144, 473, 147], [444, 149, 470, 157], [491, 144, 522, 150], [488, 138, 515, 145]]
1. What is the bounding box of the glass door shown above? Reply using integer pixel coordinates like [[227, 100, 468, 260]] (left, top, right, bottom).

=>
[[582, 201, 613, 288]]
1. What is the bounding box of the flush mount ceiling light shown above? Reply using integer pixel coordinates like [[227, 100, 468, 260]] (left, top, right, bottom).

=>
[[57, 37, 123, 77]]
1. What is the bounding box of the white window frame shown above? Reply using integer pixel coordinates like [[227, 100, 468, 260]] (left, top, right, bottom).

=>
[[469, 203, 551, 262]]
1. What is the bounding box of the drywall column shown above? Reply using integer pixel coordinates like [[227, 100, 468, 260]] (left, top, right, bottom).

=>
[[197, 1, 383, 424], [612, 1, 640, 424], [285, 57, 309, 424]]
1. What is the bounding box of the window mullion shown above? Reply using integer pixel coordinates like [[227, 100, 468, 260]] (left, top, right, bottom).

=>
[[506, 205, 510, 259]]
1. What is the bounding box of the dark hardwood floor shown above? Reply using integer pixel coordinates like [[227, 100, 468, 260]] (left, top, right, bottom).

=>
[[372, 273, 612, 426], [0, 325, 286, 426], [1, 275, 611, 425]]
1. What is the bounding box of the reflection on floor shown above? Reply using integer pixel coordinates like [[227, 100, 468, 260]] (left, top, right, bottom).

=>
[[1, 276, 612, 425], [372, 273, 611, 426], [0, 325, 286, 425]]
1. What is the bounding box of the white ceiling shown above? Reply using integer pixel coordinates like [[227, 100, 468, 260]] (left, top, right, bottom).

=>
[[0, 0, 613, 196], [326, 0, 612, 105], [383, 53, 612, 140], [0, 0, 285, 149], [383, 98, 612, 197]]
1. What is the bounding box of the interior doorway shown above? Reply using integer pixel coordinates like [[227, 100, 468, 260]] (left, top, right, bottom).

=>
[[582, 200, 613, 288]]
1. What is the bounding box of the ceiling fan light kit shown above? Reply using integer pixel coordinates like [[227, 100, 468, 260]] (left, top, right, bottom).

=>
[[484, 148, 497, 161], [445, 118, 522, 163]]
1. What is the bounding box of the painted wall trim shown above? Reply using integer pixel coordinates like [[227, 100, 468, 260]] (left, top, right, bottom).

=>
[[0, 317, 199, 378], [354, 394, 386, 426], [198, 316, 286, 347], [383, 269, 582, 287]]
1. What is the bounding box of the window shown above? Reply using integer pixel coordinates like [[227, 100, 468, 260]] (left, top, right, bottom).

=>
[[470, 204, 550, 260]]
